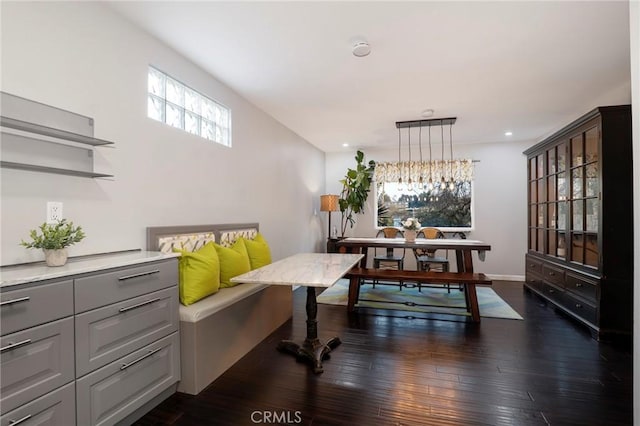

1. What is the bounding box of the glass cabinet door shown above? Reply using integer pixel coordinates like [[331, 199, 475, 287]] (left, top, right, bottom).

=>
[[528, 154, 545, 252], [567, 125, 600, 269]]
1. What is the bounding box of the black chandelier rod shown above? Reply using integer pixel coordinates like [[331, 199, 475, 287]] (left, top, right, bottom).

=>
[[395, 117, 457, 129]]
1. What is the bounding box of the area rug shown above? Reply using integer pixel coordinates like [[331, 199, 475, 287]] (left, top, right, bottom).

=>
[[317, 279, 523, 320]]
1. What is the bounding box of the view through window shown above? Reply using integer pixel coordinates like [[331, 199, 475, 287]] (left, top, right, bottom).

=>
[[377, 181, 473, 230]]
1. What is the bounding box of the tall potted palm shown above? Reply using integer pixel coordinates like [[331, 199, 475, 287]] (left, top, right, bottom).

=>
[[338, 150, 376, 237]]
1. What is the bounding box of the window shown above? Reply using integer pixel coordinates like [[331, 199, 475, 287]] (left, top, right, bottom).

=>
[[147, 66, 231, 146], [376, 181, 473, 230]]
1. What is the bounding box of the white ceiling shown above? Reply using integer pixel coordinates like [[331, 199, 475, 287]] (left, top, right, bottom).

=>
[[108, 1, 631, 153]]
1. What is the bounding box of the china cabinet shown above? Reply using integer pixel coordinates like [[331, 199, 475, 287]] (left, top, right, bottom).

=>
[[524, 105, 632, 340]]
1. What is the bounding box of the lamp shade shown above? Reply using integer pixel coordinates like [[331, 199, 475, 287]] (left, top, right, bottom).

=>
[[320, 194, 339, 212]]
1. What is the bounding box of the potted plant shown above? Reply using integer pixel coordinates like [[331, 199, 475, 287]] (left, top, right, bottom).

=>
[[338, 150, 376, 237], [20, 219, 86, 266], [401, 217, 421, 242]]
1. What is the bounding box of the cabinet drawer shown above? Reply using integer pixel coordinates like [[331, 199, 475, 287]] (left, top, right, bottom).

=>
[[542, 264, 565, 287], [556, 292, 598, 325], [75, 287, 179, 377], [540, 282, 563, 299], [0, 382, 75, 426], [525, 256, 543, 276], [76, 332, 180, 426], [1, 280, 73, 336], [75, 259, 178, 313], [565, 273, 598, 304], [525, 273, 544, 293], [0, 318, 74, 413]]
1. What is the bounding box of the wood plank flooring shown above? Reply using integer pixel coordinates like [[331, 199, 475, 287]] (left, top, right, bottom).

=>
[[135, 281, 632, 425]]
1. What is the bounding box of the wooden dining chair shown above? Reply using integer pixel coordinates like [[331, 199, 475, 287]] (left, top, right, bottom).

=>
[[413, 227, 452, 292], [372, 227, 405, 289]]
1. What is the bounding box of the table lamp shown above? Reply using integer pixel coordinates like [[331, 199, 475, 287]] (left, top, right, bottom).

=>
[[320, 194, 339, 239]]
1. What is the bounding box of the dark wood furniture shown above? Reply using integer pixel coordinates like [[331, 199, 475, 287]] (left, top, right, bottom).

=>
[[344, 268, 491, 322], [337, 238, 492, 323], [336, 237, 491, 273], [524, 105, 633, 341]]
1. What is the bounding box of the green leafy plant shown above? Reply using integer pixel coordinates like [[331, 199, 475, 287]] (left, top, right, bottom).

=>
[[338, 150, 376, 237], [20, 219, 86, 250]]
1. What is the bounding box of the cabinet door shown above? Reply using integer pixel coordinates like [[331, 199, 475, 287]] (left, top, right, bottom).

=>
[[0, 318, 74, 413], [568, 124, 600, 269], [76, 332, 179, 426], [0, 382, 75, 426], [75, 287, 179, 377]]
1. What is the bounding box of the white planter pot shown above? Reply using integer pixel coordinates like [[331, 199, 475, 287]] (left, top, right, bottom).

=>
[[43, 248, 68, 267], [404, 230, 417, 242]]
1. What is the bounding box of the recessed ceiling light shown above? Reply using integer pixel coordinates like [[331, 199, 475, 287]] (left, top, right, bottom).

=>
[[421, 109, 435, 118], [352, 41, 371, 57], [505, 131, 513, 136], [342, 143, 349, 147]]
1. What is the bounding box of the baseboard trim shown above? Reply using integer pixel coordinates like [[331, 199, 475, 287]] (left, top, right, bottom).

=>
[[486, 274, 525, 282]]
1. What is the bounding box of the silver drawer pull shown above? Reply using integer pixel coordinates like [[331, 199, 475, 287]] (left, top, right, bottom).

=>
[[548, 272, 555, 276], [548, 288, 555, 293], [1, 339, 32, 353], [9, 414, 32, 425], [0, 296, 30, 306], [575, 303, 582, 309], [119, 298, 161, 313], [575, 283, 583, 288], [120, 347, 162, 371], [118, 269, 160, 281]]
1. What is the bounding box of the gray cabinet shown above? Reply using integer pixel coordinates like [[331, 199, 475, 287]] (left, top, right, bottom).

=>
[[0, 382, 76, 426], [75, 286, 179, 377], [0, 255, 179, 425], [0, 318, 75, 413], [76, 333, 180, 426], [0, 279, 73, 337]]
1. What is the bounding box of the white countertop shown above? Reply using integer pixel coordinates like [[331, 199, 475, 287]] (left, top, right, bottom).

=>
[[0, 251, 179, 288], [231, 253, 363, 288]]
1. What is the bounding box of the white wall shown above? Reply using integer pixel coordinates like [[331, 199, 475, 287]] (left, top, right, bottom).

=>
[[325, 139, 531, 278], [0, 2, 326, 265]]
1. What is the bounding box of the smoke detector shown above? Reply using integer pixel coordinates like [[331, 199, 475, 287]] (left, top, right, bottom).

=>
[[352, 41, 371, 57]]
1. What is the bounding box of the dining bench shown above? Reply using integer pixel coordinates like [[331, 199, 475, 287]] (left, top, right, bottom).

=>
[[344, 268, 492, 322], [146, 223, 292, 394]]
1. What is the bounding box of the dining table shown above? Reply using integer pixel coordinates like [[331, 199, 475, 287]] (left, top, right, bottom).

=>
[[230, 252, 363, 373], [335, 237, 491, 273]]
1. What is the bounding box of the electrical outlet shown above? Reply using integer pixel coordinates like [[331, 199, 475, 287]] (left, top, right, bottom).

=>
[[47, 202, 63, 223]]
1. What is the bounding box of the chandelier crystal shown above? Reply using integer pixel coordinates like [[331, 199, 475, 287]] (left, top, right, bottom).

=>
[[375, 117, 474, 189]]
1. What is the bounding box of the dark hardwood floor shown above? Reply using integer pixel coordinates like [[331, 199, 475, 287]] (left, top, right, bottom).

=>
[[135, 281, 632, 425]]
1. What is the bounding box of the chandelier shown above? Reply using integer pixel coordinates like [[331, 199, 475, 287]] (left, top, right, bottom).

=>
[[374, 117, 474, 191]]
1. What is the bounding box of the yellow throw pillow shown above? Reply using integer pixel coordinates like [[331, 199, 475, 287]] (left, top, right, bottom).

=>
[[214, 239, 251, 288], [174, 242, 220, 306], [243, 233, 272, 270]]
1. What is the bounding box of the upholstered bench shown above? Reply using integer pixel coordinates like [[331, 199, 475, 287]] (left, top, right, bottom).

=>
[[147, 223, 292, 395]]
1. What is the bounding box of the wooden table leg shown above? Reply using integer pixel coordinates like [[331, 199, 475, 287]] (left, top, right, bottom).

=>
[[457, 249, 481, 322], [347, 275, 360, 312], [466, 283, 481, 323]]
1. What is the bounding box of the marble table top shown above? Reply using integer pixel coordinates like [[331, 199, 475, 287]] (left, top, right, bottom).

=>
[[231, 253, 364, 288], [1, 250, 179, 288]]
